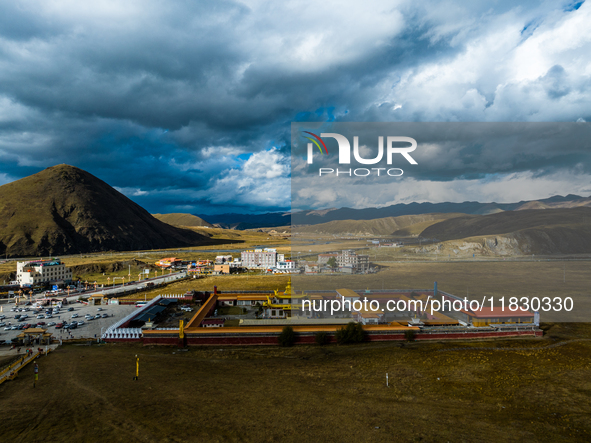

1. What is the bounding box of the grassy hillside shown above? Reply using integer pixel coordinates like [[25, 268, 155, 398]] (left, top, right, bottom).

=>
[[152, 213, 213, 227], [2, 328, 591, 441], [296, 213, 464, 236], [0, 165, 215, 257], [420, 207, 591, 255]]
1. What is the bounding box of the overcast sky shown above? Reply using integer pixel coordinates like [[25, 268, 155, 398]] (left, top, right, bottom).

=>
[[0, 1, 590, 215]]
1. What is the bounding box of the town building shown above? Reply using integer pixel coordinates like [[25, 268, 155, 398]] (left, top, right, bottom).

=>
[[337, 249, 369, 272], [155, 257, 182, 268], [16, 259, 73, 286], [274, 260, 298, 274], [213, 260, 242, 274], [318, 250, 369, 273], [215, 255, 233, 263], [241, 248, 278, 269], [305, 263, 319, 274]]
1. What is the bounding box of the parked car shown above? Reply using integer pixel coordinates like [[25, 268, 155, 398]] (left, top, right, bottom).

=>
[[0, 322, 5, 327], [72, 313, 79, 318], [37, 322, 46, 326], [101, 314, 108, 318], [47, 322, 56, 326], [94, 314, 101, 319], [77, 321, 84, 326], [55, 323, 64, 329], [67, 307, 74, 312], [69, 323, 77, 329], [97, 307, 103, 311]]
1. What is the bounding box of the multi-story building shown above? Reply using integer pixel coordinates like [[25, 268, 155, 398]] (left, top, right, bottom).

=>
[[16, 259, 73, 286], [337, 250, 370, 273], [274, 260, 298, 274], [241, 248, 277, 269]]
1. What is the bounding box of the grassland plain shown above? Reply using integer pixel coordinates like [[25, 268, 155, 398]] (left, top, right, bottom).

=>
[[292, 260, 591, 321], [0, 229, 290, 285], [119, 260, 590, 315], [0, 324, 590, 442]]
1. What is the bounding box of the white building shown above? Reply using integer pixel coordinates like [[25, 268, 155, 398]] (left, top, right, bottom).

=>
[[215, 255, 233, 263], [337, 250, 370, 273], [241, 248, 277, 269], [274, 260, 298, 274], [16, 259, 73, 286]]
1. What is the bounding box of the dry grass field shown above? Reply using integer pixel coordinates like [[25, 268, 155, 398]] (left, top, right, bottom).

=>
[[120, 260, 591, 319], [293, 260, 591, 321], [1, 324, 590, 442], [0, 229, 289, 285]]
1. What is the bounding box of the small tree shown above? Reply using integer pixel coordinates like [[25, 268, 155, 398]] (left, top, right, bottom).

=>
[[404, 329, 417, 342], [335, 322, 366, 345], [278, 326, 296, 347], [314, 331, 329, 346], [327, 257, 337, 268]]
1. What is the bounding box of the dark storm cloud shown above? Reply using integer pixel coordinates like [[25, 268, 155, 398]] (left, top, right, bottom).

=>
[[0, 1, 590, 213]]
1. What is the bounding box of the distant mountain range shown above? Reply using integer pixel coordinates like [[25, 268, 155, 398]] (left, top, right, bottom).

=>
[[203, 212, 292, 230], [419, 207, 591, 255], [0, 165, 215, 258], [201, 194, 591, 229], [295, 213, 464, 236]]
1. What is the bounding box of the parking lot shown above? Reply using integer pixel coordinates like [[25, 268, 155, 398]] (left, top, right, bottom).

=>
[[0, 302, 137, 343]]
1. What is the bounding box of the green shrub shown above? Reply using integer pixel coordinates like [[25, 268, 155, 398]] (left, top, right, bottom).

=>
[[335, 322, 366, 345], [314, 331, 329, 346], [278, 326, 296, 347], [404, 329, 417, 342]]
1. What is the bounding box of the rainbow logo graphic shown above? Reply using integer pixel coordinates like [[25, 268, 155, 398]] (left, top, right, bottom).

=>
[[303, 131, 328, 154]]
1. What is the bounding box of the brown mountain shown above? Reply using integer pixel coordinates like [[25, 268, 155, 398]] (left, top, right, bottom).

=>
[[152, 213, 213, 228], [295, 213, 464, 236], [0, 165, 214, 257], [420, 207, 591, 254]]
